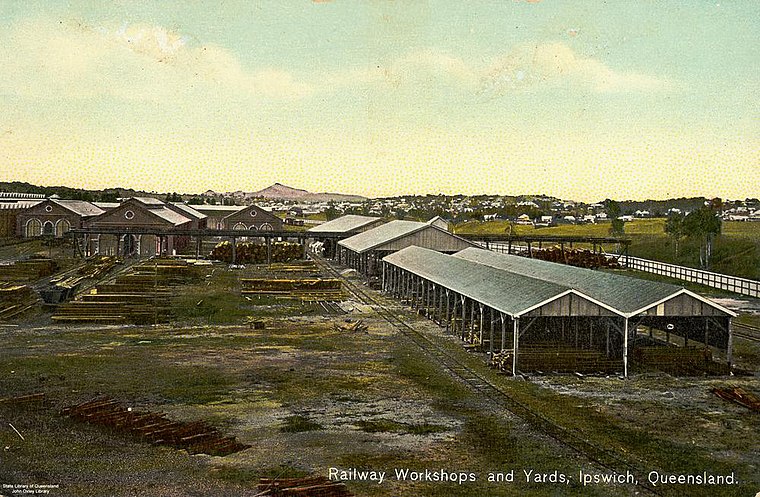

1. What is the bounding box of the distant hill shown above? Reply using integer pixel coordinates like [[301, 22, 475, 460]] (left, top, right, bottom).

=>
[[238, 183, 366, 202]]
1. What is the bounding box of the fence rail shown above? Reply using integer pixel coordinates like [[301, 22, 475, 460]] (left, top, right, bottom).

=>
[[483, 242, 759, 298], [622, 256, 759, 298]]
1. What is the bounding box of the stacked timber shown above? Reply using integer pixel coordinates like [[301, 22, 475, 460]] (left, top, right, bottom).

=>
[[530, 248, 620, 269], [490, 344, 623, 374], [241, 278, 343, 302], [0, 257, 57, 282], [256, 476, 354, 497], [0, 284, 38, 320], [61, 397, 250, 456], [210, 241, 304, 264], [42, 257, 119, 304], [633, 346, 728, 375]]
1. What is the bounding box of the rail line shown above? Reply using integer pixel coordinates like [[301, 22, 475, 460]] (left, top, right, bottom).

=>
[[733, 322, 760, 343], [310, 254, 666, 496]]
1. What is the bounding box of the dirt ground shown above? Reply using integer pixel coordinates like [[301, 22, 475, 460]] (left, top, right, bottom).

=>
[[1, 261, 759, 497]]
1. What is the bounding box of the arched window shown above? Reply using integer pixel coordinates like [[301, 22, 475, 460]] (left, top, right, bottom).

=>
[[249, 225, 258, 231], [260, 223, 273, 231], [55, 219, 71, 238], [233, 222, 247, 230], [25, 219, 42, 237], [43, 221, 54, 236]]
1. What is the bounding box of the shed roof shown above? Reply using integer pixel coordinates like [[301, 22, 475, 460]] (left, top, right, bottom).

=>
[[170, 202, 207, 220], [51, 199, 104, 217], [308, 215, 382, 234], [383, 246, 598, 317], [338, 220, 429, 253], [148, 207, 192, 226], [454, 248, 734, 317]]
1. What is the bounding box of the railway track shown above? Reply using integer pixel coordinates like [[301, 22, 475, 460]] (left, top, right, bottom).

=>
[[733, 322, 760, 343], [311, 254, 667, 496]]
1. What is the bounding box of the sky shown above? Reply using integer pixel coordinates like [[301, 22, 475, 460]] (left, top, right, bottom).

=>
[[0, 1, 758, 202]]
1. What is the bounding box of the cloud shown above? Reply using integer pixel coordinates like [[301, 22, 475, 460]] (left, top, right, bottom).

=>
[[479, 42, 668, 96], [0, 19, 312, 102]]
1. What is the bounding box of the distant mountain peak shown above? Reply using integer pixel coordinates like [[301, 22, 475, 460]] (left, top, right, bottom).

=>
[[229, 183, 366, 202]]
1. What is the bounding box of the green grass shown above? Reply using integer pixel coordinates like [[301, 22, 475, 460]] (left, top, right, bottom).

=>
[[355, 419, 448, 434], [280, 415, 323, 432]]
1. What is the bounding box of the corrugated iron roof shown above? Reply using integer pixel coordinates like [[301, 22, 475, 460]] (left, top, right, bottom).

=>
[[51, 199, 104, 217], [308, 215, 382, 234], [338, 220, 428, 253], [454, 247, 732, 317], [0, 200, 43, 210], [148, 207, 192, 226], [383, 246, 579, 317], [170, 202, 207, 220]]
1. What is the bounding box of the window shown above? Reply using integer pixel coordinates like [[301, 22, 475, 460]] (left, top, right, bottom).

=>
[[55, 219, 71, 238], [25, 219, 42, 237], [249, 225, 258, 231], [249, 210, 257, 217], [43, 221, 54, 236], [260, 223, 273, 231], [45, 205, 53, 213], [233, 222, 247, 230], [124, 210, 135, 220]]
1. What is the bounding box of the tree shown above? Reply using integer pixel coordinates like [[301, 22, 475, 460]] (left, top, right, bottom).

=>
[[664, 211, 686, 258], [683, 206, 721, 269], [605, 199, 625, 236]]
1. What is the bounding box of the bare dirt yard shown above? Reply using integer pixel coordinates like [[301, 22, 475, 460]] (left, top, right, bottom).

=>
[[1, 261, 759, 497]]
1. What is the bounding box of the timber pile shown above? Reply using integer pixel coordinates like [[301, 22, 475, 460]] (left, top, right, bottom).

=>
[[257, 476, 354, 497], [711, 387, 760, 413], [61, 397, 250, 456], [634, 346, 729, 375], [529, 248, 620, 269], [52, 258, 207, 323], [490, 344, 623, 374], [0, 283, 38, 320], [42, 257, 120, 304], [210, 241, 304, 264], [242, 278, 343, 302], [0, 257, 57, 282]]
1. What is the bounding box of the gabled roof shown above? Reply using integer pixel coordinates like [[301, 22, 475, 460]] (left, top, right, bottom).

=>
[[338, 220, 428, 253], [51, 199, 104, 217], [453, 248, 735, 317], [145, 207, 192, 226], [383, 246, 607, 318], [131, 197, 165, 207], [308, 215, 383, 234], [169, 202, 207, 220]]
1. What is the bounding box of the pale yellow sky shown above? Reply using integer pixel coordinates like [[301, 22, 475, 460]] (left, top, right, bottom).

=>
[[1, 2, 758, 201]]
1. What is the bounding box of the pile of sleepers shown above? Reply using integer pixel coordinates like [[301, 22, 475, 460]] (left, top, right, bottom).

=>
[[241, 278, 343, 302], [490, 344, 623, 374], [257, 476, 354, 497], [61, 397, 250, 456], [130, 258, 205, 285], [530, 248, 620, 269], [0, 257, 57, 282], [41, 257, 120, 304], [634, 346, 729, 375], [0, 283, 38, 320]]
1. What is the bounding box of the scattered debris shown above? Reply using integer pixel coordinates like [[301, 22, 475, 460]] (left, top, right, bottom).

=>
[[334, 319, 368, 333], [711, 386, 760, 413]]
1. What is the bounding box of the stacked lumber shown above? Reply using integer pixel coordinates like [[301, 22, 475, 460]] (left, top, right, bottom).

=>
[[52, 258, 211, 324], [0, 283, 38, 320], [42, 257, 119, 304], [529, 248, 620, 269], [490, 344, 623, 374], [61, 397, 250, 456], [210, 241, 304, 264], [633, 346, 729, 375], [242, 278, 343, 302], [257, 476, 354, 497], [0, 258, 57, 282]]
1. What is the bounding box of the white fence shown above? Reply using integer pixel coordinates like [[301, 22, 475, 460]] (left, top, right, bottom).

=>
[[482, 242, 759, 298], [622, 256, 760, 298]]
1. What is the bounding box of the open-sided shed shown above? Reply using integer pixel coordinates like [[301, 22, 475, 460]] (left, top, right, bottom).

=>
[[307, 215, 384, 258], [382, 246, 735, 377]]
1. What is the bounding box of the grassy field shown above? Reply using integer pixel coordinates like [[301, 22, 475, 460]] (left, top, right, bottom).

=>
[[1, 262, 759, 496], [455, 219, 760, 280]]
